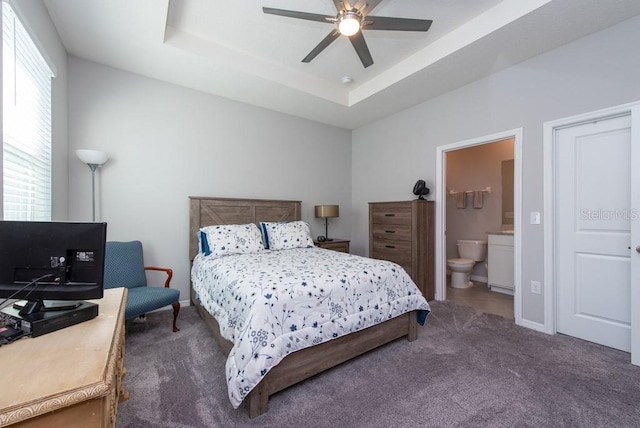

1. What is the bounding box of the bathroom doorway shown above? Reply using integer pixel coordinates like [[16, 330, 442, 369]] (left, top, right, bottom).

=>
[[435, 129, 523, 324]]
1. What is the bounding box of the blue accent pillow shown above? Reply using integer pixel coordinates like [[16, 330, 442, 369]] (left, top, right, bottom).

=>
[[260, 222, 271, 249], [199, 230, 211, 256]]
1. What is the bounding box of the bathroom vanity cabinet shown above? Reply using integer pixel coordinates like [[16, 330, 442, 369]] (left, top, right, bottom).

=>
[[488, 233, 514, 295]]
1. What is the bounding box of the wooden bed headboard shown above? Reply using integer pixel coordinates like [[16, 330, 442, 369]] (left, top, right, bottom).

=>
[[189, 196, 301, 261]]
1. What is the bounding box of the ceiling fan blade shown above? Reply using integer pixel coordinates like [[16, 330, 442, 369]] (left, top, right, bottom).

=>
[[353, 0, 384, 16], [332, 0, 348, 13], [349, 31, 373, 68], [262, 7, 333, 24], [364, 16, 433, 32], [302, 29, 341, 63]]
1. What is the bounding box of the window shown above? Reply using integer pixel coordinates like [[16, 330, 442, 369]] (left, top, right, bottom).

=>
[[2, 1, 53, 221]]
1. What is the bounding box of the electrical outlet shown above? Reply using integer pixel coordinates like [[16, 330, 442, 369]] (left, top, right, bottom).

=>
[[531, 281, 542, 294]]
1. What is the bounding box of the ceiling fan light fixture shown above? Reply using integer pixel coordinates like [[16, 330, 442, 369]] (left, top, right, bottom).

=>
[[337, 10, 362, 36], [262, 4, 434, 68]]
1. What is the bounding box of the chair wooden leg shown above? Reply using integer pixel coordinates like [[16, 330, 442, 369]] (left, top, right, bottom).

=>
[[172, 302, 180, 332]]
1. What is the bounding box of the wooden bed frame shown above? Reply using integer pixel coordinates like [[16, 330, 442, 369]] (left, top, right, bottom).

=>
[[189, 196, 419, 418]]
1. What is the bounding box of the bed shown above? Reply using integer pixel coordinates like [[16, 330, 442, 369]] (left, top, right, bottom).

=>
[[189, 196, 430, 418]]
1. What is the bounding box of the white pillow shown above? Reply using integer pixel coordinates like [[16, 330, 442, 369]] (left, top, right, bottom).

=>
[[200, 223, 265, 257], [260, 221, 314, 250]]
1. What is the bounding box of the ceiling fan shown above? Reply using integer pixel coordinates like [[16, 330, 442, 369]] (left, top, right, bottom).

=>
[[263, 0, 433, 68]]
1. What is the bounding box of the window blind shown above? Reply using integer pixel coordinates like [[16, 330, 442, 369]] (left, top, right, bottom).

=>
[[2, 1, 53, 221]]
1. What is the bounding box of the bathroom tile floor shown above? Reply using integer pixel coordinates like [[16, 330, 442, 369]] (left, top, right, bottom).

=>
[[445, 281, 514, 319]]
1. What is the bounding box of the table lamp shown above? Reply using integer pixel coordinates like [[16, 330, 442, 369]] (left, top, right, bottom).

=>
[[314, 205, 339, 241]]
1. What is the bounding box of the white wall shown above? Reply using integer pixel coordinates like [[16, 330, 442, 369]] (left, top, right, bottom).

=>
[[67, 58, 352, 303], [352, 14, 640, 324], [0, 0, 68, 220]]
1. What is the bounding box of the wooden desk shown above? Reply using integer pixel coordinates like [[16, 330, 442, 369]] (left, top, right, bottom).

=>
[[0, 288, 128, 427]]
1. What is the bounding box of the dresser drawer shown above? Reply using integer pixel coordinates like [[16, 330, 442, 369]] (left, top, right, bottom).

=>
[[395, 263, 413, 277], [372, 253, 413, 276], [371, 223, 412, 242], [371, 240, 412, 266], [371, 205, 412, 225]]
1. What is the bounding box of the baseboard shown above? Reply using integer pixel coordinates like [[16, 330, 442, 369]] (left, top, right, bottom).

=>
[[519, 318, 549, 334], [445, 271, 488, 284], [470, 274, 488, 284]]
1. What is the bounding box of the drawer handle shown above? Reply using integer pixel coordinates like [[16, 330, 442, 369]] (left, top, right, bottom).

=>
[[385, 245, 396, 249], [385, 230, 396, 234], [384, 213, 395, 217]]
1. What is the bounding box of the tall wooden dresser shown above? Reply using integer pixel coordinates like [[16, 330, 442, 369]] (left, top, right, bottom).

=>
[[369, 200, 435, 300]]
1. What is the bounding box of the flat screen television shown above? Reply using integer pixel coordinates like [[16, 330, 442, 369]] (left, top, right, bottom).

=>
[[0, 221, 107, 317]]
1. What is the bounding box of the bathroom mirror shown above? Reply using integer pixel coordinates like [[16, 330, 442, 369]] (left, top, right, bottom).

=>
[[501, 159, 514, 226]]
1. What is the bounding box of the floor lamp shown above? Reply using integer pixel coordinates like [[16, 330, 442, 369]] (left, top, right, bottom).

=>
[[76, 149, 109, 221]]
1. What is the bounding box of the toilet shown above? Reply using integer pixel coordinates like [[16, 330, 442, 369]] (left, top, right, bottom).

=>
[[447, 239, 488, 288]]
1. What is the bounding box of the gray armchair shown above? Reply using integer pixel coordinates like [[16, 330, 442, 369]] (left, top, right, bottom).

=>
[[104, 240, 180, 332]]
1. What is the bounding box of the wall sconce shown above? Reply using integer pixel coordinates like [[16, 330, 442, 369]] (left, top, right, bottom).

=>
[[314, 204, 339, 241], [76, 149, 109, 222]]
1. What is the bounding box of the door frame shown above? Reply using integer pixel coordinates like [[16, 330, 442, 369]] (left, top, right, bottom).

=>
[[543, 101, 640, 365], [435, 128, 523, 326]]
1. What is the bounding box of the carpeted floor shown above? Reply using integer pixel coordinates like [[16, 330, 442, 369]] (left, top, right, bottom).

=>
[[117, 302, 640, 427]]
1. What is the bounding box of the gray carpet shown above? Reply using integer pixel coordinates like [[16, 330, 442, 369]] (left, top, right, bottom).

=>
[[117, 302, 640, 427]]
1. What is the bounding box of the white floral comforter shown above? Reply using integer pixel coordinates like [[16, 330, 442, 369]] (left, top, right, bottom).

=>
[[191, 247, 430, 408]]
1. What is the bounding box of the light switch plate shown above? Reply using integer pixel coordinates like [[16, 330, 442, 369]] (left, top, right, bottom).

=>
[[530, 212, 541, 225]]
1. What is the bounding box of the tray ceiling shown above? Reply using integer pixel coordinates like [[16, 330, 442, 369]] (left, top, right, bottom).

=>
[[43, 0, 640, 129]]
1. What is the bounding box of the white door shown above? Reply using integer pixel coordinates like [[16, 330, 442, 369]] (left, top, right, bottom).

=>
[[556, 114, 632, 352]]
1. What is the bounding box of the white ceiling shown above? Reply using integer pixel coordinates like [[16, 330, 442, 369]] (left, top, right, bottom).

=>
[[43, 0, 640, 129]]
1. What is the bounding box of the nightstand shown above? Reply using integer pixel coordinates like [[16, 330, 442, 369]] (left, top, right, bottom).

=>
[[314, 238, 350, 253]]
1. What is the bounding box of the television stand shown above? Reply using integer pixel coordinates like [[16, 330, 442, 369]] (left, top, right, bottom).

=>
[[1, 300, 98, 337], [0, 288, 128, 427]]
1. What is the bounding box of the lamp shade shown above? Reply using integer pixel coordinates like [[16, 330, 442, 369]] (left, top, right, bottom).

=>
[[76, 149, 109, 165], [315, 205, 339, 218]]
